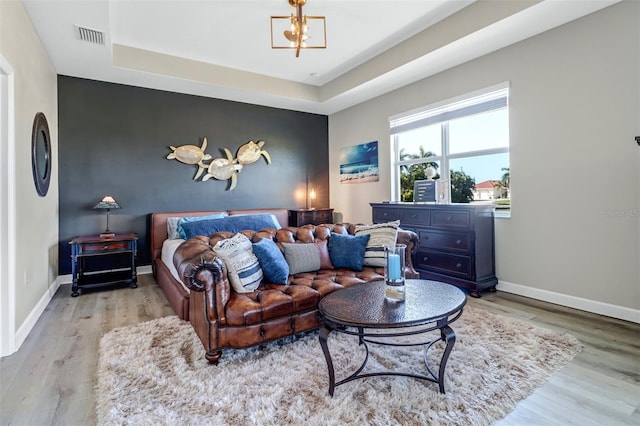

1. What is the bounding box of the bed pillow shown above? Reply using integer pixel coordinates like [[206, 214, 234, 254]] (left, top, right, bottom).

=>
[[213, 233, 263, 293], [282, 240, 334, 274], [231, 213, 282, 230], [169, 213, 227, 240], [180, 213, 281, 240], [328, 232, 370, 271], [354, 220, 400, 267], [252, 238, 289, 285]]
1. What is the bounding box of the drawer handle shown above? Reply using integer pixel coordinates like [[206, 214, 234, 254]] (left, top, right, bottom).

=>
[[412, 214, 417, 218], [383, 213, 388, 217], [456, 263, 462, 269], [446, 215, 452, 221], [103, 245, 109, 250], [423, 256, 429, 262], [456, 239, 462, 245]]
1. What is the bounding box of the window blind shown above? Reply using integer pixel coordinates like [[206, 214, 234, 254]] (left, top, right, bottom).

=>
[[390, 87, 509, 135]]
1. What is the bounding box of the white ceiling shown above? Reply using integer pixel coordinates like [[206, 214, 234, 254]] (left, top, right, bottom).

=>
[[23, 0, 620, 115]]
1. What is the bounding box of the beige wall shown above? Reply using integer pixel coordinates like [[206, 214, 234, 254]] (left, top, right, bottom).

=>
[[1, 0, 59, 342], [329, 1, 639, 313]]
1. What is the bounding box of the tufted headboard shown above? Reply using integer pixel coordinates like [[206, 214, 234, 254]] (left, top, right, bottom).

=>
[[150, 208, 289, 262]]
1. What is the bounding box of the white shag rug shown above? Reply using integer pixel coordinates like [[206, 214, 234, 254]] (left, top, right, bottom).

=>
[[96, 306, 582, 425]]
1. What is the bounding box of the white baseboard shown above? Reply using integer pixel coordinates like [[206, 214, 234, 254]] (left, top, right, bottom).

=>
[[497, 280, 640, 324], [138, 265, 153, 275], [14, 265, 155, 354], [14, 273, 635, 356], [14, 277, 61, 352], [57, 265, 154, 285]]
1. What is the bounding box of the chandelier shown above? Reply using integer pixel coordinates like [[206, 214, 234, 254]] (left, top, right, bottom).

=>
[[270, 0, 326, 57]]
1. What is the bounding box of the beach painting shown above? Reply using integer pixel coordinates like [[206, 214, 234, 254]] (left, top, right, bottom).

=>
[[339, 141, 379, 184]]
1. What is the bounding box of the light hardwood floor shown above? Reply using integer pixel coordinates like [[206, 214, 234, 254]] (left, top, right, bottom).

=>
[[1, 274, 638, 425]]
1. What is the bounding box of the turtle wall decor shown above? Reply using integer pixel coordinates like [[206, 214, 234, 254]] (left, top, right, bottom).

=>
[[167, 138, 271, 190]]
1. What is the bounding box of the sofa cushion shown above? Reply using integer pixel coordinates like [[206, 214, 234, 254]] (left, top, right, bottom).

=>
[[213, 233, 263, 293], [252, 238, 289, 285], [180, 214, 280, 240], [328, 232, 370, 271], [225, 284, 322, 326], [354, 220, 400, 267], [282, 240, 333, 274]]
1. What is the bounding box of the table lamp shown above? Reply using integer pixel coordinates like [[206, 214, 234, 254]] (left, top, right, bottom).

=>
[[307, 188, 316, 210], [93, 195, 120, 238]]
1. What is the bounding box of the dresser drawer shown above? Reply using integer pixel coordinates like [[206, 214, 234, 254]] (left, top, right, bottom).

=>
[[400, 209, 430, 225], [431, 210, 470, 229], [373, 207, 400, 223], [416, 250, 472, 279], [418, 230, 471, 253], [311, 210, 333, 224], [81, 242, 129, 253]]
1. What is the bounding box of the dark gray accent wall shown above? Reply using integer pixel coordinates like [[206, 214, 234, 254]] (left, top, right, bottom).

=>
[[58, 76, 329, 274]]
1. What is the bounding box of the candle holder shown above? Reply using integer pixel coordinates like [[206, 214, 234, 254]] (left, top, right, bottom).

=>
[[384, 244, 406, 302]]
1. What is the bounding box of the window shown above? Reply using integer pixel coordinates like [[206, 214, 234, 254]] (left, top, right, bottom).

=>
[[390, 84, 510, 212]]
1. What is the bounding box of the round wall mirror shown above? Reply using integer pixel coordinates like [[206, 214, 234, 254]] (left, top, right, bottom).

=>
[[31, 112, 51, 197]]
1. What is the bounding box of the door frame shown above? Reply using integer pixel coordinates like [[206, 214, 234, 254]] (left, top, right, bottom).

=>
[[0, 55, 16, 357]]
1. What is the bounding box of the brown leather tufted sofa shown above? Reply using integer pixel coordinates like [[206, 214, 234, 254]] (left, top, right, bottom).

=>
[[173, 223, 419, 364]]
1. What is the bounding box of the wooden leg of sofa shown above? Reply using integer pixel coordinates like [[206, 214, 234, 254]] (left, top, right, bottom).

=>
[[206, 350, 222, 364]]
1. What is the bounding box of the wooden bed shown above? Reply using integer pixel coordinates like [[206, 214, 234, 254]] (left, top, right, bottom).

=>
[[150, 208, 289, 320]]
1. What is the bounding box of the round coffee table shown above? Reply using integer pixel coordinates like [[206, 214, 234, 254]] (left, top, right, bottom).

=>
[[318, 279, 466, 395]]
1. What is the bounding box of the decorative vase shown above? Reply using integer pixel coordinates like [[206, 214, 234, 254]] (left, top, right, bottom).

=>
[[384, 244, 406, 302]]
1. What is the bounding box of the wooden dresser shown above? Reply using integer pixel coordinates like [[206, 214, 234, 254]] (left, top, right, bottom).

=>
[[370, 203, 497, 297]]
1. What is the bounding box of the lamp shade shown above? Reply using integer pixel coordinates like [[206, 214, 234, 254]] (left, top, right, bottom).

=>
[[93, 196, 120, 210], [94, 196, 120, 238]]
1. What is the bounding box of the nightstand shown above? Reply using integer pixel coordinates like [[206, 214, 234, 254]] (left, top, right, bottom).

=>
[[69, 232, 138, 297], [288, 208, 334, 226]]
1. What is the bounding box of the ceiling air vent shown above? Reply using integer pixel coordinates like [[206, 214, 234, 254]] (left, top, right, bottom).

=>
[[75, 25, 105, 45]]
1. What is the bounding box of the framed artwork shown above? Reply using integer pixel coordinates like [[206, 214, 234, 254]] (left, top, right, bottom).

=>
[[339, 141, 379, 184]]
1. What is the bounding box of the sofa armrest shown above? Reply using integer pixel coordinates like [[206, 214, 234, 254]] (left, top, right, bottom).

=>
[[173, 236, 231, 324], [397, 228, 420, 279]]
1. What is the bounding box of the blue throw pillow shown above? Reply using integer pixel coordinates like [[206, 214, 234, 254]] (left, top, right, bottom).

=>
[[252, 238, 290, 285], [328, 232, 370, 271], [179, 214, 281, 240]]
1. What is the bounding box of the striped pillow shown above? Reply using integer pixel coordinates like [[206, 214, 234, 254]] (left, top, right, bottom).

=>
[[213, 233, 263, 293], [354, 221, 400, 267]]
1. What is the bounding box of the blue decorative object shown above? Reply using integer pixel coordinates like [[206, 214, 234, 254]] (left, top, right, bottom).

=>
[[180, 214, 280, 240], [387, 253, 401, 280], [253, 238, 289, 285], [328, 232, 370, 271]]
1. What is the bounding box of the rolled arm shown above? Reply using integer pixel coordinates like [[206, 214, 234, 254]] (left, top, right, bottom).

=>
[[397, 228, 420, 279], [173, 236, 232, 323]]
